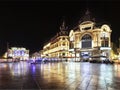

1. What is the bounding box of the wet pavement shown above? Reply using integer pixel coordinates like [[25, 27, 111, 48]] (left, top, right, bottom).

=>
[[0, 61, 120, 90]]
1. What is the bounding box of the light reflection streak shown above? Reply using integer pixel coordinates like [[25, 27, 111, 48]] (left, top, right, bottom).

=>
[[113, 64, 120, 78], [1, 61, 120, 88], [31, 64, 36, 74]]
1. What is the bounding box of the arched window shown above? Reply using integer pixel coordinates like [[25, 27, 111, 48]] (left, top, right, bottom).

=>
[[81, 34, 92, 48], [82, 34, 92, 40]]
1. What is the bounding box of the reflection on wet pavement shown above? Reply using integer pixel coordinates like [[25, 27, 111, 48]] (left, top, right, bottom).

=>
[[0, 61, 120, 90]]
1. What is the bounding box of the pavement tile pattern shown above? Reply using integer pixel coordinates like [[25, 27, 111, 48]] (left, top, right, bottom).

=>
[[0, 61, 120, 90]]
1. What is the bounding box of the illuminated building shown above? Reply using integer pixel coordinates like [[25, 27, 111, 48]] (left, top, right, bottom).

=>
[[31, 52, 41, 60], [117, 38, 120, 60], [69, 10, 112, 61], [42, 21, 69, 61], [6, 47, 29, 60], [42, 10, 112, 61]]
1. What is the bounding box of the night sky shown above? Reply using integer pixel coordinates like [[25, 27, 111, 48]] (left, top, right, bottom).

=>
[[0, 1, 120, 56]]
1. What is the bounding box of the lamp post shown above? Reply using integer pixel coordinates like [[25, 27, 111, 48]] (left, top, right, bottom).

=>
[[74, 48, 76, 62], [6, 42, 9, 62]]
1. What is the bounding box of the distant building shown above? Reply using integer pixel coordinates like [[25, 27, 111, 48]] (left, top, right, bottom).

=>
[[4, 47, 29, 60], [42, 21, 69, 61], [31, 52, 41, 60]]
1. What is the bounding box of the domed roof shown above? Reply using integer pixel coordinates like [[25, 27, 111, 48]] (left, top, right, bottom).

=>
[[79, 9, 95, 23], [81, 21, 94, 25]]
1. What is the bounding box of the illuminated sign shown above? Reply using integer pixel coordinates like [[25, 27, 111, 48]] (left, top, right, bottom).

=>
[[100, 47, 111, 50]]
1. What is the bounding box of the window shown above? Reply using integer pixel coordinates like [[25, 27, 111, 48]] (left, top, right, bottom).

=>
[[101, 37, 109, 47], [83, 27, 91, 30], [81, 34, 92, 48], [70, 42, 74, 49], [62, 37, 65, 40], [62, 42, 66, 46]]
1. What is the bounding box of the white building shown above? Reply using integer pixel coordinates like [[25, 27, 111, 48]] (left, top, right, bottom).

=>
[[6, 47, 29, 60]]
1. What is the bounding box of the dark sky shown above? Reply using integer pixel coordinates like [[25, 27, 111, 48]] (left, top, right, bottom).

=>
[[0, 0, 120, 56]]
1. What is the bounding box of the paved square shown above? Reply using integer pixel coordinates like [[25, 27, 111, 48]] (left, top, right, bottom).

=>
[[0, 61, 120, 90]]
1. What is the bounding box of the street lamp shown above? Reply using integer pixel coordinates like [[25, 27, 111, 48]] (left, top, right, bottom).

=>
[[74, 48, 77, 62], [6, 42, 9, 62]]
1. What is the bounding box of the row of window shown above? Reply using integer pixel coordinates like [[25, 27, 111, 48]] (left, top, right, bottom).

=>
[[45, 34, 109, 51], [70, 40, 109, 49]]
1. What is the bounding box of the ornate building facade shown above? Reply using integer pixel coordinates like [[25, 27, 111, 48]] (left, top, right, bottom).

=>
[[42, 10, 112, 62], [4, 47, 29, 60], [42, 21, 69, 61], [69, 10, 112, 61]]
